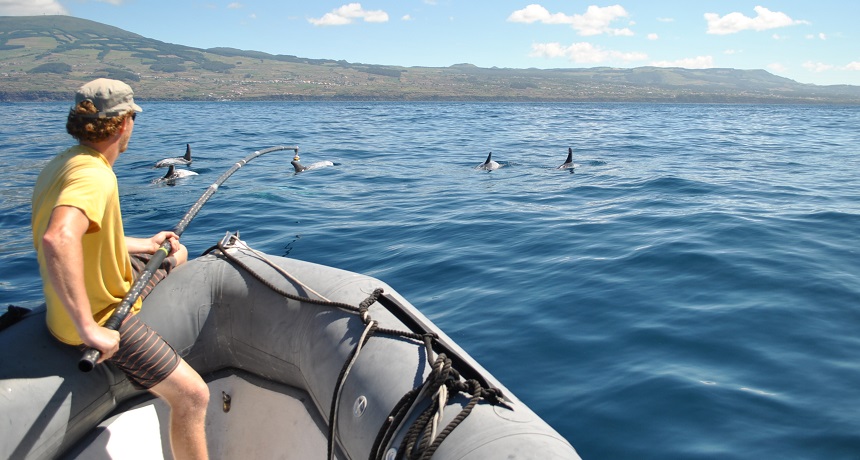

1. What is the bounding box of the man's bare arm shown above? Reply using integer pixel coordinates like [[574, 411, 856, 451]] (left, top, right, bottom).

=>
[[42, 205, 119, 361]]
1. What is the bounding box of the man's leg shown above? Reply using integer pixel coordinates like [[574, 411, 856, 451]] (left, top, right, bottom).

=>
[[124, 244, 202, 458], [111, 315, 210, 460], [149, 359, 210, 460]]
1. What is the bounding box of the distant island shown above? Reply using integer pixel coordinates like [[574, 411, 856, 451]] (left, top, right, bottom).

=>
[[2, 15, 860, 104]]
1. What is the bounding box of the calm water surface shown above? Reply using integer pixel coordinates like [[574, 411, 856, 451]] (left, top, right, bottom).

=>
[[2, 101, 859, 459]]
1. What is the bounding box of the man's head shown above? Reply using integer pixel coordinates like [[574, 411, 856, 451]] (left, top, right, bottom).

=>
[[66, 78, 142, 144]]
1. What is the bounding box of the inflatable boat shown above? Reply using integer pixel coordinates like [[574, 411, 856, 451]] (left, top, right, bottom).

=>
[[0, 233, 580, 459]]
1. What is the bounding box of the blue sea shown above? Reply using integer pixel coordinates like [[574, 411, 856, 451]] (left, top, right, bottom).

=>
[[2, 101, 859, 459]]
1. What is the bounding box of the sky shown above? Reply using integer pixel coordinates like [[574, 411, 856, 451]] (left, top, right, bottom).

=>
[[2, 0, 859, 86]]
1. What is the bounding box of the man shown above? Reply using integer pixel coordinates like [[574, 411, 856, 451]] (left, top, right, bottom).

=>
[[31, 78, 209, 460]]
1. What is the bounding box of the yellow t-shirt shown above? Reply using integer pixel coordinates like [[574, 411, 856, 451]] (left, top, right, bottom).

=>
[[31, 145, 141, 345]]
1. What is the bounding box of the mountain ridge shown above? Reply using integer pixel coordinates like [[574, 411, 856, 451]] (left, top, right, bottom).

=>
[[2, 15, 859, 104]]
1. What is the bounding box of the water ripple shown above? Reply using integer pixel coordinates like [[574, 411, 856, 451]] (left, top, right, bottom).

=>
[[2, 102, 860, 459]]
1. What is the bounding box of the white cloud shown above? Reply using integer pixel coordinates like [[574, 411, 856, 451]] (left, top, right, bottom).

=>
[[803, 61, 834, 73], [656, 17, 674, 23], [651, 56, 715, 69], [705, 6, 809, 35], [724, 49, 740, 55], [402, 14, 412, 21], [309, 3, 389, 26], [768, 63, 787, 73], [805, 33, 827, 40], [530, 42, 646, 64], [509, 4, 573, 25], [228, 3, 243, 9], [0, 0, 68, 15], [647, 33, 658, 41], [509, 4, 634, 36], [804, 61, 860, 73]]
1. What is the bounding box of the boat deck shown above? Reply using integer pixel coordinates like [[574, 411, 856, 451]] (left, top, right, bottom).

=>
[[61, 371, 339, 459]]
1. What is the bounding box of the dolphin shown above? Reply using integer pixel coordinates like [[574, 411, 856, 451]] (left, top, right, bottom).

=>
[[476, 152, 501, 171], [291, 155, 334, 173], [152, 164, 198, 184], [556, 147, 575, 170], [155, 144, 192, 168]]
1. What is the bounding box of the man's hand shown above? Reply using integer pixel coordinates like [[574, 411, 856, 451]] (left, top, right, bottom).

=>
[[80, 323, 121, 363], [149, 231, 181, 255], [126, 231, 181, 255]]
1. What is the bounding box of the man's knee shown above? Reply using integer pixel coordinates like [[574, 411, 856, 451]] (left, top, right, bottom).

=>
[[152, 362, 210, 412], [177, 369, 209, 410], [189, 376, 209, 407]]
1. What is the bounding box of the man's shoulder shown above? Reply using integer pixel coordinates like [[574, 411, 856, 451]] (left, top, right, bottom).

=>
[[64, 145, 110, 166], [56, 147, 114, 179], [33, 148, 115, 200]]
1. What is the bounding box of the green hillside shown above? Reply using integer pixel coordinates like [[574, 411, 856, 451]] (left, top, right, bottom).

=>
[[2, 15, 859, 103]]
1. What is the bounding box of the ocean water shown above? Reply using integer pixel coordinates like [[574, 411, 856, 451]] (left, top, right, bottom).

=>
[[2, 101, 859, 459]]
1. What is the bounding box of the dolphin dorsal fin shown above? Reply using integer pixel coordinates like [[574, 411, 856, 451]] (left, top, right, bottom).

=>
[[484, 152, 493, 164], [183, 144, 192, 161], [164, 164, 175, 179], [565, 147, 573, 163]]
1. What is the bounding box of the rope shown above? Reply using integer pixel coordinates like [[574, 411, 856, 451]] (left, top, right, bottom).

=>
[[369, 385, 424, 460], [431, 384, 447, 443], [212, 235, 504, 460], [226, 235, 331, 302], [217, 237, 368, 312], [396, 355, 453, 459], [329, 319, 376, 460]]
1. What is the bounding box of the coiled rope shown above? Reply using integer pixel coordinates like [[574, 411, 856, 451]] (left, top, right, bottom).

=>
[[371, 354, 505, 460], [214, 234, 504, 460]]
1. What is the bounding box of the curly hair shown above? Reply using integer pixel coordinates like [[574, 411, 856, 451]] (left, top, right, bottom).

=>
[[66, 100, 134, 142]]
